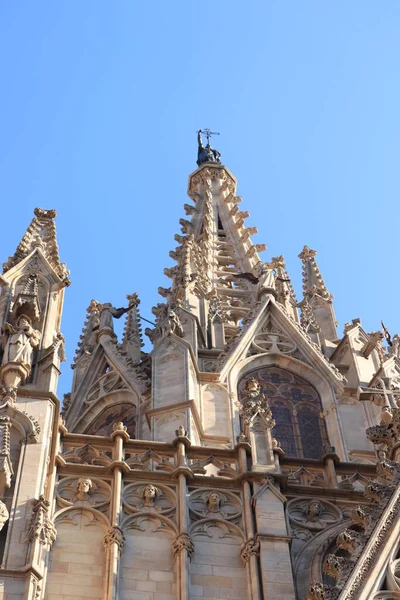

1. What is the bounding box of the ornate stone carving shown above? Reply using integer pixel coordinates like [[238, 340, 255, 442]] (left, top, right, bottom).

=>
[[306, 582, 336, 600], [103, 526, 125, 553], [0, 416, 12, 491], [172, 532, 194, 560], [123, 482, 176, 515], [56, 476, 111, 509], [0, 500, 9, 531], [287, 497, 342, 532], [336, 529, 358, 554], [1, 315, 41, 371], [76, 477, 93, 501], [26, 496, 56, 547], [113, 421, 127, 433], [351, 505, 369, 529], [142, 484, 158, 507], [364, 482, 392, 504], [323, 554, 346, 580], [240, 537, 260, 563], [189, 489, 242, 521]]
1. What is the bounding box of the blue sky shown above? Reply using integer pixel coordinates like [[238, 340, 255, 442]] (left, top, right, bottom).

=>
[[1, 2, 399, 397]]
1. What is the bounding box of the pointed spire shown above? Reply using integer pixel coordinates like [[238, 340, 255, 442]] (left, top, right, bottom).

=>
[[121, 293, 143, 364], [72, 300, 101, 367], [298, 246, 338, 343], [2, 208, 70, 284], [298, 246, 332, 300]]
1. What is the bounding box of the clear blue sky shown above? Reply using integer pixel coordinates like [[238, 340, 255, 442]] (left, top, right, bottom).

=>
[[1, 2, 399, 397]]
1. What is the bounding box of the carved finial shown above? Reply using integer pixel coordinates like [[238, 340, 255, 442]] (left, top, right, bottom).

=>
[[298, 246, 332, 300], [122, 293, 143, 363]]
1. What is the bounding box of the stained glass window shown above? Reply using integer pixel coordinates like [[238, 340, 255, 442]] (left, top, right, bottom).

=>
[[239, 366, 328, 459], [298, 407, 324, 459], [271, 401, 297, 456]]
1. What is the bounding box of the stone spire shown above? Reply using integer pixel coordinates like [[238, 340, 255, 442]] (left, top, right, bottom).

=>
[[121, 293, 143, 364], [150, 163, 268, 348], [298, 245, 337, 344], [2, 208, 70, 285]]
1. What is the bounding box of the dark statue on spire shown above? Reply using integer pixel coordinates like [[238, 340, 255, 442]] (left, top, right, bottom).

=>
[[197, 129, 221, 166]]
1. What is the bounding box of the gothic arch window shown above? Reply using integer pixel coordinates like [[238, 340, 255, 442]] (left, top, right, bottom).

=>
[[239, 366, 328, 459]]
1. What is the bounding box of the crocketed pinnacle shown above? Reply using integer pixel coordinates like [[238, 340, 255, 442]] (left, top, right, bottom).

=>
[[298, 245, 332, 300], [2, 208, 70, 283], [122, 293, 144, 360]]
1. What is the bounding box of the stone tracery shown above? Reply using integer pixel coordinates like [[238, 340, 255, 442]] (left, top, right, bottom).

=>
[[239, 366, 329, 459]]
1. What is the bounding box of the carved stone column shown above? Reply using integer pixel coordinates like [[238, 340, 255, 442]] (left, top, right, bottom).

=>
[[242, 480, 262, 600], [172, 431, 193, 600], [103, 422, 129, 600]]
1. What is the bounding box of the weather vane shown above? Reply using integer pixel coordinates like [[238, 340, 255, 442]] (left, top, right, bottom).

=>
[[196, 129, 221, 166], [197, 128, 220, 145]]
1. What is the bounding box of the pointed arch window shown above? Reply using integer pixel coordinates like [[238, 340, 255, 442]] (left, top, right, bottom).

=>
[[239, 366, 329, 459]]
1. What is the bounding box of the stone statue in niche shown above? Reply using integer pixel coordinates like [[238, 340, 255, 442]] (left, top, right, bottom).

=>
[[75, 477, 93, 501], [1, 315, 41, 370]]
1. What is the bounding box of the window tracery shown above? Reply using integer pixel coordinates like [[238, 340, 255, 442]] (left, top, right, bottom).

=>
[[239, 367, 328, 459]]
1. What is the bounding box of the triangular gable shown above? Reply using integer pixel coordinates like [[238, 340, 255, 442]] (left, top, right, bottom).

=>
[[219, 295, 345, 389]]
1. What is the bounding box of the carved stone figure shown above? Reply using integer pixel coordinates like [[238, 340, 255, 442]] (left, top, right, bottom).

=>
[[1, 315, 41, 369], [207, 492, 221, 513], [306, 500, 322, 522], [76, 477, 93, 501], [168, 310, 183, 337], [142, 484, 158, 507], [244, 377, 261, 398], [98, 302, 134, 332]]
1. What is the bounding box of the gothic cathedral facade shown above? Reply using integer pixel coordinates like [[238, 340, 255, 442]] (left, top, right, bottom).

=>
[[0, 147, 399, 600]]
